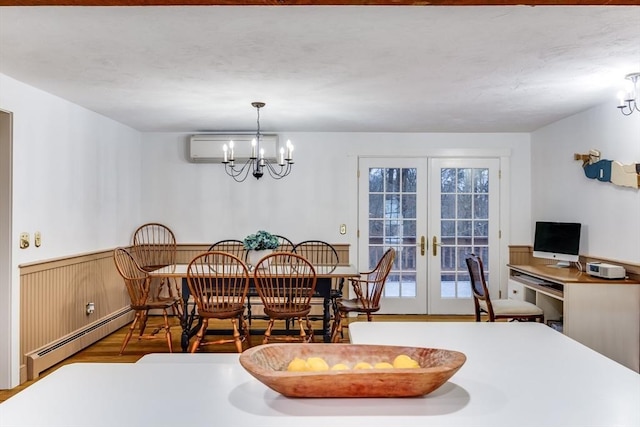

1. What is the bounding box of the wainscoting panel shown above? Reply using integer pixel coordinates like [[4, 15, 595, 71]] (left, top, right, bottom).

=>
[[19, 243, 351, 383], [20, 250, 132, 382]]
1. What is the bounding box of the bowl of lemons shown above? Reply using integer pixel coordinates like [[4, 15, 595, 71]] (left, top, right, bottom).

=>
[[239, 343, 466, 398]]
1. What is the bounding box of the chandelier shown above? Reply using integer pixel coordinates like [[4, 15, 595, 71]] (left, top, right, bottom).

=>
[[617, 72, 640, 116], [222, 102, 294, 182]]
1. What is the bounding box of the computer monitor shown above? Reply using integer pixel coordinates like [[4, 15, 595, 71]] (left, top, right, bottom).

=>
[[533, 221, 582, 267]]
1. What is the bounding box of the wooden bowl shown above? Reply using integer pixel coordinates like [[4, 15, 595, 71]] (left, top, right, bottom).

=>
[[239, 343, 466, 398]]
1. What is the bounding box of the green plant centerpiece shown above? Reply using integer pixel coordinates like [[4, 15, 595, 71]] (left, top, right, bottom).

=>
[[243, 230, 279, 251], [244, 230, 279, 268]]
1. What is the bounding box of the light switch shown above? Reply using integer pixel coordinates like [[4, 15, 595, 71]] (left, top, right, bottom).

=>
[[34, 231, 42, 247], [340, 224, 347, 235], [19, 232, 29, 249]]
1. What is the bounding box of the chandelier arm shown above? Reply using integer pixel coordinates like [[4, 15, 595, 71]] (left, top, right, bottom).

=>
[[225, 160, 254, 182], [264, 160, 292, 179], [618, 103, 635, 116]]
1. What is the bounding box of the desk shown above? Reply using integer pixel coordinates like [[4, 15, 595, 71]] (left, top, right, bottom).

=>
[[150, 264, 358, 347], [2, 322, 637, 427], [508, 264, 640, 371]]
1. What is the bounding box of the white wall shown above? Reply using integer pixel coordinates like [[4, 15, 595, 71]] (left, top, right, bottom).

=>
[[141, 131, 532, 254], [0, 73, 143, 388], [531, 103, 640, 264]]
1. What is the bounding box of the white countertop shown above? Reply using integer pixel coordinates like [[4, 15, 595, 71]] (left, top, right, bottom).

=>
[[1, 322, 637, 427]]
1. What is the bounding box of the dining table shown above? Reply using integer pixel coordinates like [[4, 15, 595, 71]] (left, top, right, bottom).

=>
[[149, 263, 359, 349]]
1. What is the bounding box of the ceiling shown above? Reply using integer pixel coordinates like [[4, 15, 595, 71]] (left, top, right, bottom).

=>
[[1, 5, 639, 133]]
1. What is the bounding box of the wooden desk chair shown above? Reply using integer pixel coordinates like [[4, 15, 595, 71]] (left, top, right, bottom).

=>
[[113, 247, 180, 355], [131, 222, 182, 315], [331, 248, 396, 343], [207, 239, 247, 263], [465, 253, 544, 323], [186, 251, 251, 353], [253, 252, 317, 344]]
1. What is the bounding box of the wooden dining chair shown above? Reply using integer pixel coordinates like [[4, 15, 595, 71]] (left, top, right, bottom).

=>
[[274, 234, 295, 252], [207, 239, 248, 263], [131, 223, 182, 316], [465, 253, 544, 323], [331, 247, 396, 343], [253, 252, 317, 344], [186, 251, 251, 353], [293, 240, 341, 325], [131, 222, 177, 270], [113, 247, 180, 355]]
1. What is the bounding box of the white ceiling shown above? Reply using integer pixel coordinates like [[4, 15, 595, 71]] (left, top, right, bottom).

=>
[[1, 6, 639, 133]]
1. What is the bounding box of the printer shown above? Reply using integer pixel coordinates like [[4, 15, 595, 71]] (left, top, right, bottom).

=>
[[586, 262, 626, 279]]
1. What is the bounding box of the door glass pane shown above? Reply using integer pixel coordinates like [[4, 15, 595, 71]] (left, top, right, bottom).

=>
[[440, 167, 490, 299], [385, 168, 401, 192], [402, 168, 417, 192], [367, 167, 417, 299], [369, 169, 384, 192], [369, 194, 384, 218]]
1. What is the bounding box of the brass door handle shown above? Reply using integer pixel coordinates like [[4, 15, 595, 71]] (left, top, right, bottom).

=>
[[432, 236, 439, 256], [420, 236, 425, 256]]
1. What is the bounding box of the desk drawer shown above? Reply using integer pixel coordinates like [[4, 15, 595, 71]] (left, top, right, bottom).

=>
[[508, 279, 525, 301]]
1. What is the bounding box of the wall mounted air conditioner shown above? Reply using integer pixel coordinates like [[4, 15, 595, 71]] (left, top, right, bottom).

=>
[[189, 133, 279, 163]]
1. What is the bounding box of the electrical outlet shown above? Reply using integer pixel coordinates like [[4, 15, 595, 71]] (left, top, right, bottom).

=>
[[86, 302, 95, 315]]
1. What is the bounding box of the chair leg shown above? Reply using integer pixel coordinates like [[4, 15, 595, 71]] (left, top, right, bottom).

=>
[[240, 315, 251, 349], [138, 311, 149, 338], [306, 317, 314, 342], [331, 311, 343, 343], [190, 318, 209, 353], [162, 309, 173, 353], [120, 311, 140, 355], [169, 278, 184, 318], [231, 318, 243, 353], [263, 319, 275, 345]]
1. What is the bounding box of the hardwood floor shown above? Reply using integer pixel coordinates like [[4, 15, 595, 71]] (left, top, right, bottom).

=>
[[0, 314, 473, 402]]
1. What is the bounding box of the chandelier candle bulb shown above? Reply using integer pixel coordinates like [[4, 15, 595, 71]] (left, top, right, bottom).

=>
[[279, 147, 285, 165], [229, 140, 235, 161], [223, 144, 228, 163], [286, 140, 293, 161], [251, 139, 257, 159]]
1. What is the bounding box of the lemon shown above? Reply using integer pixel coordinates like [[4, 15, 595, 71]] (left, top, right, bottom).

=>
[[307, 357, 330, 371], [393, 354, 420, 369], [330, 363, 350, 371], [287, 357, 309, 372], [374, 362, 394, 369], [353, 361, 373, 370]]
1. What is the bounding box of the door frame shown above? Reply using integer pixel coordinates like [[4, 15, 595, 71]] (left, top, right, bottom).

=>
[[356, 149, 511, 314], [0, 109, 14, 388]]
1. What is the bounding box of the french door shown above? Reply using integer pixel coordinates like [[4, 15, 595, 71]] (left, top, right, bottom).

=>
[[428, 158, 500, 314], [358, 156, 500, 315], [358, 158, 428, 314]]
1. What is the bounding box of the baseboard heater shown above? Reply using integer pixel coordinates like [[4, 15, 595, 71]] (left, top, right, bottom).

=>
[[26, 307, 133, 380]]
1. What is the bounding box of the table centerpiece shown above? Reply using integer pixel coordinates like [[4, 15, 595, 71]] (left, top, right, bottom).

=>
[[244, 230, 279, 267]]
